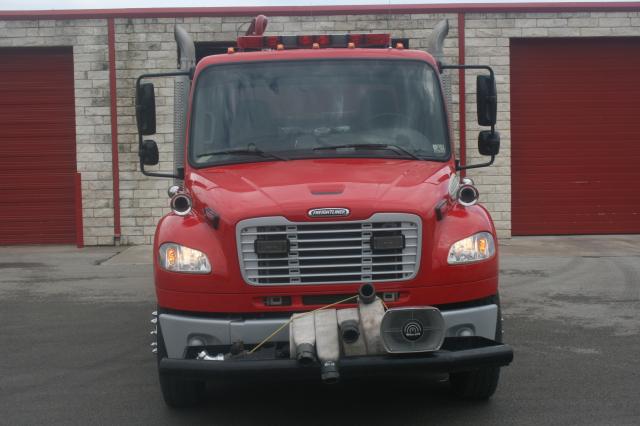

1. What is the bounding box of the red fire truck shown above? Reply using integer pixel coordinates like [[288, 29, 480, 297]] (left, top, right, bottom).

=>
[[137, 16, 512, 408]]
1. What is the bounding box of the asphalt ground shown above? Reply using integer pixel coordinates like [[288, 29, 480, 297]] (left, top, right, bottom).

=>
[[1, 236, 639, 425]]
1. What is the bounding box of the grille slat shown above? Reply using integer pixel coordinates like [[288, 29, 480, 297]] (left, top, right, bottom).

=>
[[245, 261, 417, 270], [241, 227, 417, 236], [237, 213, 421, 286], [247, 270, 417, 279]]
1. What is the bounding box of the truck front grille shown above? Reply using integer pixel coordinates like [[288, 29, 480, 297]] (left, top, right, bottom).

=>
[[236, 213, 421, 286]]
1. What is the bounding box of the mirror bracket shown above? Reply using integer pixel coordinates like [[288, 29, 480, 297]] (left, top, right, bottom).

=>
[[136, 70, 192, 179], [441, 64, 499, 171], [455, 156, 495, 172]]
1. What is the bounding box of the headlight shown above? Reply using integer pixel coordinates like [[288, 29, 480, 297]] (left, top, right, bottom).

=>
[[447, 232, 495, 264], [159, 243, 211, 273]]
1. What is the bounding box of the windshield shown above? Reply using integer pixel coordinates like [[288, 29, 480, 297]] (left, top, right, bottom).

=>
[[189, 59, 450, 167]]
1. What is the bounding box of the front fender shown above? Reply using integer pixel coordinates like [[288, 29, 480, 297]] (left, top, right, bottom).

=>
[[153, 213, 239, 294], [426, 203, 499, 286]]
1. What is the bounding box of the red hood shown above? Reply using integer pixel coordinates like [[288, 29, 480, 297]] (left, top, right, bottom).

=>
[[187, 158, 454, 224]]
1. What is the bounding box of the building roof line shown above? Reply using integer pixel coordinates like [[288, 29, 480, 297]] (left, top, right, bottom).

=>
[[1, 3, 639, 21]]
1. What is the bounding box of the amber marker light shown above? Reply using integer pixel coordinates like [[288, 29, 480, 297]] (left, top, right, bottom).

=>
[[166, 246, 178, 268], [478, 237, 488, 256]]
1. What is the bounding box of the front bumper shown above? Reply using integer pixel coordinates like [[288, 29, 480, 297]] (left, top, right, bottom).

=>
[[159, 337, 513, 380], [159, 304, 499, 359]]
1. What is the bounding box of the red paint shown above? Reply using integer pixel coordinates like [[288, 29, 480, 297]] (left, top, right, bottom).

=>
[[108, 18, 121, 240], [149, 43, 499, 314], [0, 47, 77, 244], [156, 277, 498, 313], [1, 3, 639, 20], [457, 12, 466, 178], [153, 158, 497, 312], [193, 48, 440, 79], [511, 38, 640, 235], [75, 172, 84, 248]]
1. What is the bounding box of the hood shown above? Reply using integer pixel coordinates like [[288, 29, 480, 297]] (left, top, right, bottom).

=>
[[187, 158, 454, 223]]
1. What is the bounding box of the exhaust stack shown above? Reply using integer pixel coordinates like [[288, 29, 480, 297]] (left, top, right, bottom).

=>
[[425, 20, 452, 122], [173, 25, 196, 183]]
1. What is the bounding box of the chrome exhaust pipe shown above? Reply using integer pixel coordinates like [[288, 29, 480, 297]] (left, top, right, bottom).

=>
[[170, 193, 192, 216], [458, 184, 479, 207]]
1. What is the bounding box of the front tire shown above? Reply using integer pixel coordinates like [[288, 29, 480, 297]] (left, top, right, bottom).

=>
[[449, 367, 501, 400], [449, 295, 503, 400], [159, 374, 206, 408], [156, 316, 206, 408]]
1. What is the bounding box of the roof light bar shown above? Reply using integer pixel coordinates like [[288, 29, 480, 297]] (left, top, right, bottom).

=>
[[236, 33, 391, 51]]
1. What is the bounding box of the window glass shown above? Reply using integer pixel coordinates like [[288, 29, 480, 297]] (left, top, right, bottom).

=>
[[190, 60, 449, 166]]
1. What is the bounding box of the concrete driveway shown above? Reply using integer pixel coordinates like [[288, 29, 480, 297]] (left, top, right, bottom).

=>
[[1, 236, 639, 425]]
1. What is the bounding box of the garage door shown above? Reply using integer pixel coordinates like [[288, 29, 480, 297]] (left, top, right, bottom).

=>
[[0, 47, 78, 244], [511, 38, 640, 235]]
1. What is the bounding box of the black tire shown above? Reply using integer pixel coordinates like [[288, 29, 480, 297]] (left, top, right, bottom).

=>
[[449, 295, 503, 400], [449, 366, 501, 400], [159, 374, 206, 408], [156, 315, 206, 408]]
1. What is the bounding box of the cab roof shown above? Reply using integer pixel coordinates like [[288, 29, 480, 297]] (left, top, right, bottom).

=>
[[194, 47, 439, 79]]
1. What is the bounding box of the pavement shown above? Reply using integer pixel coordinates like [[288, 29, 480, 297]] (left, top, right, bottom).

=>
[[1, 236, 639, 425]]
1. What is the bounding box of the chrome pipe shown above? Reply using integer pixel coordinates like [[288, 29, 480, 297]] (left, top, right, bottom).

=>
[[170, 193, 192, 216], [458, 184, 480, 207]]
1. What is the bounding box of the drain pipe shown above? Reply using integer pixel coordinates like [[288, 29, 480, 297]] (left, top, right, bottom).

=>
[[173, 25, 195, 183], [107, 17, 121, 242]]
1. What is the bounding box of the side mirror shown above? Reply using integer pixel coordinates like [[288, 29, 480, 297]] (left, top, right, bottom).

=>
[[476, 75, 497, 127], [136, 83, 156, 135], [140, 140, 159, 166], [478, 130, 500, 156]]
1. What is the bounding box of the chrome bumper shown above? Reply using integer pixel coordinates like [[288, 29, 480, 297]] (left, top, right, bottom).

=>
[[159, 305, 498, 359]]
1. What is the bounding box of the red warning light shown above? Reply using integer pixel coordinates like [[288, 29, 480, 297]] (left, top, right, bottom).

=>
[[315, 35, 331, 47], [297, 35, 314, 47], [237, 36, 264, 50]]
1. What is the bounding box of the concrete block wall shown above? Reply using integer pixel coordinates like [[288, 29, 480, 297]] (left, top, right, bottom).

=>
[[0, 18, 115, 245]]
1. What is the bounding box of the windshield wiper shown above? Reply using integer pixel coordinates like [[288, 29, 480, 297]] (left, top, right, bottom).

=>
[[313, 143, 421, 160], [197, 148, 288, 161]]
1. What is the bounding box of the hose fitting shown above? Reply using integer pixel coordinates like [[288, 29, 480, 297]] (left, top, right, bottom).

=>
[[296, 343, 316, 366], [358, 283, 376, 305], [320, 360, 340, 384], [340, 319, 360, 344]]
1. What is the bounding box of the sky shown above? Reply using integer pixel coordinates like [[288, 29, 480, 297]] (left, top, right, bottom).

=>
[[0, 0, 634, 12]]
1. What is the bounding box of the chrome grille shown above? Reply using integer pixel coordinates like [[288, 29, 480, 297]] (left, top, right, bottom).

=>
[[236, 213, 421, 286]]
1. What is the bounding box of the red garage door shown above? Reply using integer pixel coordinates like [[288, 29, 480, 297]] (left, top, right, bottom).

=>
[[511, 38, 640, 235], [0, 47, 78, 244]]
